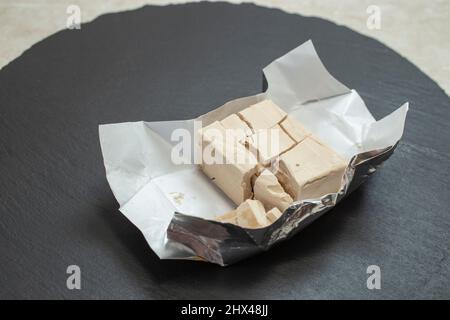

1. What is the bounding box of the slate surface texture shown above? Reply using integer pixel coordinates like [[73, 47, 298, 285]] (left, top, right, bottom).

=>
[[0, 2, 449, 299]]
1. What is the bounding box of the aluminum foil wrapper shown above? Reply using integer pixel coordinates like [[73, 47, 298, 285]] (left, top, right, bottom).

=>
[[99, 40, 408, 266]]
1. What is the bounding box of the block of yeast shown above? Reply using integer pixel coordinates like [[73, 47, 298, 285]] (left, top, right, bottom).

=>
[[199, 121, 258, 205], [238, 100, 287, 130], [215, 199, 282, 229], [220, 113, 253, 142], [266, 207, 282, 224], [246, 125, 295, 163], [215, 209, 238, 225], [235, 199, 269, 228], [200, 99, 348, 229], [199, 120, 245, 147], [275, 136, 347, 201], [253, 169, 293, 212], [279, 116, 311, 143]]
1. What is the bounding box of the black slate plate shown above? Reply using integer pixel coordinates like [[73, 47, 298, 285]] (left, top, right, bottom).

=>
[[0, 2, 449, 299]]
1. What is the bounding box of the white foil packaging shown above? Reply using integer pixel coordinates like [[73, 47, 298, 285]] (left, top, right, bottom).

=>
[[99, 40, 408, 265]]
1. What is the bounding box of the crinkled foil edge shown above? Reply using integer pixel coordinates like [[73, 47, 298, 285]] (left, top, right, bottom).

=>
[[167, 144, 397, 266]]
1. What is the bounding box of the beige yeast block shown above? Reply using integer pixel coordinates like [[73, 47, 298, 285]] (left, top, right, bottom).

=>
[[215, 209, 238, 224], [235, 199, 269, 229], [238, 100, 287, 130], [201, 139, 258, 205], [247, 125, 295, 163], [280, 116, 311, 143], [266, 207, 283, 224], [220, 114, 253, 142], [253, 169, 293, 212], [276, 137, 347, 201]]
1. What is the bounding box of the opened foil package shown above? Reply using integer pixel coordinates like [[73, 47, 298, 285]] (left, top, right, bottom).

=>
[[99, 40, 408, 266]]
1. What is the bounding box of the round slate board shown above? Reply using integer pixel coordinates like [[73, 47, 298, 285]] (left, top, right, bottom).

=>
[[1, 2, 449, 299]]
